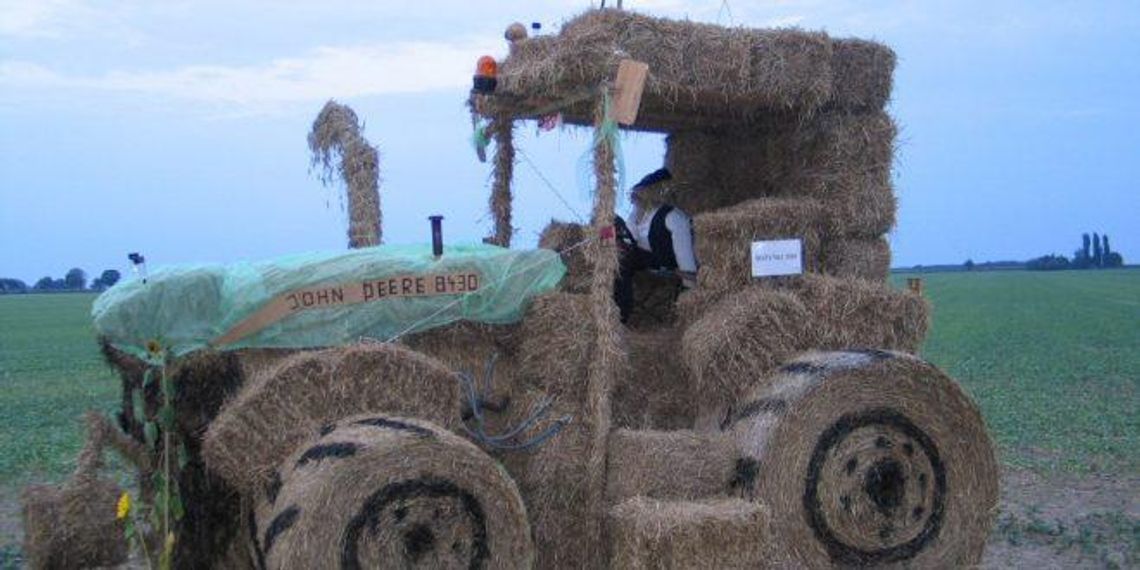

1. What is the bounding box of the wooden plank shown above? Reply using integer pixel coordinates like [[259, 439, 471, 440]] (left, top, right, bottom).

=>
[[210, 270, 482, 347], [611, 59, 649, 125]]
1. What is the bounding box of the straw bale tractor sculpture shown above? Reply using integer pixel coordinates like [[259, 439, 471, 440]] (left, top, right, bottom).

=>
[[24, 9, 999, 569]]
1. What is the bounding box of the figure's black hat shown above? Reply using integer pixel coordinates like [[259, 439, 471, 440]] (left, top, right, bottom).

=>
[[632, 167, 672, 191]]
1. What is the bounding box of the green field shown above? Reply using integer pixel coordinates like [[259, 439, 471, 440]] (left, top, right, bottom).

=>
[[892, 269, 1139, 472], [1, 271, 1136, 486], [0, 293, 122, 485]]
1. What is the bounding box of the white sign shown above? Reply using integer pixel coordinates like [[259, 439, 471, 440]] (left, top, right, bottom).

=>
[[751, 239, 803, 277]]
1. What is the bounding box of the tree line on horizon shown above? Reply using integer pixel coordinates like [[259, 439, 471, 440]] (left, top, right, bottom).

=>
[[0, 268, 121, 294], [1025, 232, 1125, 271]]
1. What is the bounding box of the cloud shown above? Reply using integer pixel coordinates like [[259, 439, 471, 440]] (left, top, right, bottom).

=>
[[0, 0, 73, 38], [0, 39, 501, 110], [0, 0, 131, 39]]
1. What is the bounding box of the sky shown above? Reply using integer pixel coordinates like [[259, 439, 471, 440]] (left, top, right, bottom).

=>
[[1, 0, 1138, 283]]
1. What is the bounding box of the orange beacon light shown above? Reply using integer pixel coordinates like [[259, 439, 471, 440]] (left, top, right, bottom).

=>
[[473, 56, 498, 93]]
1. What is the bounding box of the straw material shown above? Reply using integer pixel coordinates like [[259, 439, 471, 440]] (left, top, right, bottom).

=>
[[252, 414, 533, 569], [613, 327, 692, 430], [662, 111, 896, 237], [663, 131, 720, 213], [674, 287, 729, 329], [22, 480, 128, 570], [21, 413, 130, 569], [538, 220, 592, 293], [492, 10, 835, 130], [722, 350, 999, 567], [485, 9, 893, 131], [487, 119, 516, 247], [202, 343, 461, 495], [514, 291, 614, 569], [693, 198, 827, 291], [831, 38, 896, 111], [609, 497, 772, 569], [309, 100, 382, 248], [682, 275, 929, 418], [681, 287, 811, 416], [606, 429, 737, 502], [822, 236, 892, 282]]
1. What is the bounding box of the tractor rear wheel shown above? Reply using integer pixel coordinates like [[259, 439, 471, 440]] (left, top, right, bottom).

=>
[[249, 414, 533, 569], [721, 350, 998, 568]]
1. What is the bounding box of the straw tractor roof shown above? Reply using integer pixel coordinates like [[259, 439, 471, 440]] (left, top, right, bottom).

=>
[[478, 9, 895, 132]]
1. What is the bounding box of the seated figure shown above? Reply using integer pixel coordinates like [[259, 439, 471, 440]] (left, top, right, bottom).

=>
[[614, 167, 698, 323]]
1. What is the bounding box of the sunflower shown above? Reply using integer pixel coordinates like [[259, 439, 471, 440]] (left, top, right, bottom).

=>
[[145, 339, 163, 358], [116, 492, 131, 520]]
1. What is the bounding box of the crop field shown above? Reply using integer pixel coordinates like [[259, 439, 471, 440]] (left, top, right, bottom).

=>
[[890, 269, 1139, 473], [0, 269, 1137, 566]]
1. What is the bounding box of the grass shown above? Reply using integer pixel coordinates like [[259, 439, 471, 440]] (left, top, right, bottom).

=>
[[892, 269, 1139, 472], [0, 293, 122, 486]]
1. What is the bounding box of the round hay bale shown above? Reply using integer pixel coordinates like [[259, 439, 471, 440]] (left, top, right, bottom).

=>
[[203, 343, 462, 495], [722, 350, 998, 567], [21, 478, 128, 569], [251, 414, 533, 569]]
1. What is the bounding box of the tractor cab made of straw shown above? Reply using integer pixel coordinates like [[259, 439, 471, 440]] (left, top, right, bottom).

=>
[[24, 9, 998, 570]]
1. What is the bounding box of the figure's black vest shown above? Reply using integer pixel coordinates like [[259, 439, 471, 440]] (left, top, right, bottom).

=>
[[647, 205, 677, 269]]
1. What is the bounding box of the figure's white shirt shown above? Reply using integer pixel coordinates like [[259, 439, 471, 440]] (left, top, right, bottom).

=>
[[631, 206, 698, 272]]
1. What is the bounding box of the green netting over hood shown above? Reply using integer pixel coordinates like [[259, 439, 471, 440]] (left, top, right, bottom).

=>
[[93, 244, 566, 359]]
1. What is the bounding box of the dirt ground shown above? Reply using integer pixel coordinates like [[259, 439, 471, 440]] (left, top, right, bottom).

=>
[[1, 468, 1136, 568], [982, 467, 1139, 569]]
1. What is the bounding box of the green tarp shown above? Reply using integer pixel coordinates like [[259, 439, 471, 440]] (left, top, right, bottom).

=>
[[93, 244, 566, 359]]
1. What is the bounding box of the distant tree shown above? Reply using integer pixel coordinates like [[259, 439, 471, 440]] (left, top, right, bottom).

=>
[[1082, 233, 1091, 260], [1092, 232, 1102, 267], [34, 276, 56, 290], [64, 268, 86, 290], [91, 269, 122, 290], [1104, 252, 1124, 268], [964, 259, 975, 271], [1102, 234, 1111, 257], [0, 278, 27, 293], [1026, 254, 1070, 271]]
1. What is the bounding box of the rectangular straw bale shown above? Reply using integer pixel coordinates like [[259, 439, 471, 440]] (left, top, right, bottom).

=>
[[766, 110, 896, 197], [821, 236, 892, 282], [496, 9, 836, 126], [692, 111, 896, 233], [788, 273, 930, 353], [606, 429, 737, 502], [614, 327, 694, 429], [831, 38, 896, 111], [681, 287, 813, 415], [609, 497, 772, 569], [517, 292, 594, 397], [514, 292, 614, 569], [817, 171, 896, 236], [537, 220, 592, 293], [693, 198, 826, 292], [665, 130, 730, 214]]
